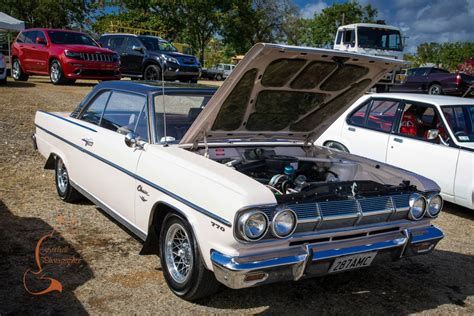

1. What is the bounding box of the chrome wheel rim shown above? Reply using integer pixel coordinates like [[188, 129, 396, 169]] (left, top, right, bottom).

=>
[[50, 63, 60, 83], [164, 223, 193, 284], [12, 60, 20, 79], [57, 159, 68, 193], [144, 67, 160, 80], [430, 85, 441, 95]]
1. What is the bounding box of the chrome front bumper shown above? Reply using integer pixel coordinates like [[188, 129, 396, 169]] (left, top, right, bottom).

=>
[[211, 225, 443, 289]]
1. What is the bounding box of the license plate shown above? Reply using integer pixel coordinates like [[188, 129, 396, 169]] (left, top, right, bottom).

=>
[[328, 251, 377, 273]]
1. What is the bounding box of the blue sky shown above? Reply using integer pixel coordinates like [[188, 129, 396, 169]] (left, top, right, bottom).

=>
[[295, 0, 474, 53]]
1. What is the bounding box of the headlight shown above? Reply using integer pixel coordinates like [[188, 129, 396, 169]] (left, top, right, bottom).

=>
[[237, 210, 268, 241], [426, 193, 443, 218], [271, 208, 297, 238], [408, 193, 427, 220], [64, 50, 82, 59], [161, 54, 178, 63]]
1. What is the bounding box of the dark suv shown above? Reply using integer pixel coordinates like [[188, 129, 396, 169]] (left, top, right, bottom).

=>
[[99, 34, 200, 83]]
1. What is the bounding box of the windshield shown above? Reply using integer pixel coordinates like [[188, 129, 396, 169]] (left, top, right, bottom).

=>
[[153, 94, 213, 144], [442, 105, 474, 142], [138, 37, 177, 52], [357, 27, 402, 51], [47, 31, 98, 47]]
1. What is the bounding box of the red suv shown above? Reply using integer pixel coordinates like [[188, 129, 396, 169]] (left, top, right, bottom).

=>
[[11, 28, 121, 85]]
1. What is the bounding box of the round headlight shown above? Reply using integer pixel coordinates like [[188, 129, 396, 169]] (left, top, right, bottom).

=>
[[426, 193, 443, 217], [271, 209, 297, 238], [237, 210, 268, 241], [408, 193, 427, 220]]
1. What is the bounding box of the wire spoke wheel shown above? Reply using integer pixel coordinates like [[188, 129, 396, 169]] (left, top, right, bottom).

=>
[[164, 223, 193, 284]]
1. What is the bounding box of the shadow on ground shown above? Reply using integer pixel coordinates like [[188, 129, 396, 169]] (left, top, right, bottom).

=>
[[0, 200, 94, 315], [1, 81, 36, 88]]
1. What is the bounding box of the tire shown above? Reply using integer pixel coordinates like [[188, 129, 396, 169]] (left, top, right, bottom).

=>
[[12, 58, 29, 81], [143, 64, 162, 81], [55, 157, 83, 202], [159, 213, 220, 301], [190, 78, 198, 84], [215, 74, 223, 81], [0, 77, 6, 85], [428, 84, 443, 95], [50, 59, 73, 85], [325, 141, 349, 153]]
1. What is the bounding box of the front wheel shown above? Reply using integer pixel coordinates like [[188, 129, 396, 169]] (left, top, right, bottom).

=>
[[143, 64, 162, 81], [215, 74, 223, 81], [12, 59, 29, 81], [55, 157, 83, 202], [159, 213, 220, 301], [50, 60, 73, 85], [428, 84, 443, 95]]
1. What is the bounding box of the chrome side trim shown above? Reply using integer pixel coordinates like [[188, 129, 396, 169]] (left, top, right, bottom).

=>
[[38, 110, 97, 132], [71, 180, 147, 241]]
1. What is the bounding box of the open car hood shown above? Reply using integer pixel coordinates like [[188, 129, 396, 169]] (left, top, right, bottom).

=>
[[181, 43, 404, 145]]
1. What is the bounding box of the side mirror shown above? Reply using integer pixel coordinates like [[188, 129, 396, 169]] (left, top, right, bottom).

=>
[[426, 129, 439, 140], [132, 45, 144, 53], [36, 37, 46, 45], [125, 132, 144, 149]]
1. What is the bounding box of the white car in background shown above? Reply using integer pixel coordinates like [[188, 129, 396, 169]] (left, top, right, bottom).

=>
[[0, 53, 7, 85], [316, 93, 474, 210]]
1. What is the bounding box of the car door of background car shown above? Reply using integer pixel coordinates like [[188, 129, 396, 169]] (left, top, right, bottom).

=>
[[386, 101, 460, 199], [21, 31, 37, 71], [341, 98, 400, 162], [122, 37, 145, 76], [31, 30, 49, 72], [79, 90, 149, 223]]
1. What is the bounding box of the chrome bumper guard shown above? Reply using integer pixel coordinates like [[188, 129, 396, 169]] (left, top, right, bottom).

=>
[[211, 225, 444, 289]]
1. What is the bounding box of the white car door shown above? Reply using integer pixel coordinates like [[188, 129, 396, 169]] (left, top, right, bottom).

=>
[[78, 90, 149, 223], [341, 98, 400, 162], [386, 101, 459, 199]]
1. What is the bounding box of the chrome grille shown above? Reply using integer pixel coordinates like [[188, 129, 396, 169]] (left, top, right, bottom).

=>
[[263, 193, 411, 227], [79, 53, 114, 62]]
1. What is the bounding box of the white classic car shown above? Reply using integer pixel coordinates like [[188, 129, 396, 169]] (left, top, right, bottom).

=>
[[316, 93, 474, 210], [34, 44, 445, 301]]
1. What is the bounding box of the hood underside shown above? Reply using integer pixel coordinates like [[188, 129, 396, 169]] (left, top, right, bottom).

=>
[[181, 43, 404, 145]]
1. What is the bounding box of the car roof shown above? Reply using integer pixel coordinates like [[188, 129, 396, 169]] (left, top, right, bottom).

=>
[[95, 80, 218, 95], [368, 93, 474, 106], [22, 28, 83, 33]]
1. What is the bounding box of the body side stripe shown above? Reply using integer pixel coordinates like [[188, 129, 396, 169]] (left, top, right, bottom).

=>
[[38, 110, 97, 132]]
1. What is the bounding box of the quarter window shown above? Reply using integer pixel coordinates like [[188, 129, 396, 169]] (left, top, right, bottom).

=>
[[81, 91, 111, 125], [100, 92, 148, 141], [348, 101, 369, 126]]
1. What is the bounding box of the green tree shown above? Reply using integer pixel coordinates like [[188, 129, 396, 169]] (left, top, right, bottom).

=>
[[408, 42, 474, 71], [303, 1, 379, 47], [0, 0, 91, 29]]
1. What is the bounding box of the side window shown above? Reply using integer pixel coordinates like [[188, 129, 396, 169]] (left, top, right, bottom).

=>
[[24, 31, 37, 44], [81, 91, 111, 125], [126, 37, 142, 50], [100, 92, 148, 140], [348, 101, 369, 126], [398, 102, 447, 142], [36, 31, 47, 44], [366, 100, 399, 132], [336, 31, 342, 44], [108, 36, 125, 50], [16, 32, 26, 43]]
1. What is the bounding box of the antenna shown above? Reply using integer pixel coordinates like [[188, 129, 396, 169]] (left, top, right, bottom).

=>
[[161, 67, 168, 147]]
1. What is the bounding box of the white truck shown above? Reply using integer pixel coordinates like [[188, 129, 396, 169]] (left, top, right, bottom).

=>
[[334, 23, 406, 92]]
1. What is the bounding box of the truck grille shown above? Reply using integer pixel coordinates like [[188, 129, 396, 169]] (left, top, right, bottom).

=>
[[262, 193, 411, 231], [178, 57, 196, 65], [80, 53, 115, 62]]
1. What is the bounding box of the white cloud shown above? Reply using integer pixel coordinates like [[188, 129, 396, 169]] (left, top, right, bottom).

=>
[[300, 1, 328, 19]]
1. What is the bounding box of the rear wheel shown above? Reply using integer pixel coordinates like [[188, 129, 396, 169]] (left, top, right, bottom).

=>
[[50, 60, 73, 85], [12, 58, 29, 81], [428, 84, 443, 95], [144, 64, 162, 81], [55, 157, 83, 202], [215, 74, 223, 81], [159, 213, 220, 301]]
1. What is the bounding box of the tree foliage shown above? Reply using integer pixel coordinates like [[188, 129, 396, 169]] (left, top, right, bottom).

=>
[[302, 1, 379, 47], [404, 42, 474, 71], [0, 0, 91, 29]]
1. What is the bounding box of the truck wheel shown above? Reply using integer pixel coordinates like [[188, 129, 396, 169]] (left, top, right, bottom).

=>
[[55, 157, 83, 202], [325, 141, 349, 153], [428, 84, 443, 95], [144, 64, 162, 81], [50, 60, 73, 85], [215, 74, 223, 81], [12, 58, 29, 81], [160, 213, 220, 301]]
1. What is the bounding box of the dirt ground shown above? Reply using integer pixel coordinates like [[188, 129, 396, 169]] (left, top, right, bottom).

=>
[[0, 77, 473, 315]]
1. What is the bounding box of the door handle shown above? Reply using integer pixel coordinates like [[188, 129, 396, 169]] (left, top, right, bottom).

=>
[[393, 137, 403, 143], [81, 138, 94, 146], [348, 127, 356, 132]]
